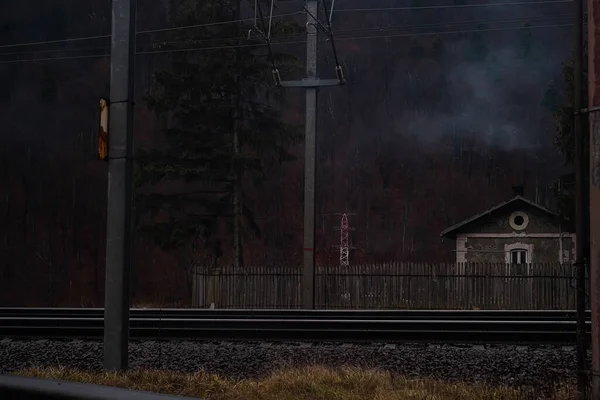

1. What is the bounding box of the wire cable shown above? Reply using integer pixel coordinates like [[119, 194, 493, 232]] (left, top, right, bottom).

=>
[[136, 11, 304, 35], [0, 45, 110, 57], [135, 22, 574, 56], [1, 13, 573, 59], [293, 0, 573, 9], [97, 12, 580, 49], [333, 13, 573, 36], [0, 34, 110, 49], [0, 53, 108, 64], [0, 22, 573, 63], [0, 13, 304, 49], [0, 0, 571, 49]]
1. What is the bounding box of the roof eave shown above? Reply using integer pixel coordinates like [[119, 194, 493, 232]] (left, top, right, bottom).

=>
[[439, 196, 559, 238]]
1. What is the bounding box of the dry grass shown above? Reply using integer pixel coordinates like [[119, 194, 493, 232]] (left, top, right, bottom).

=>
[[16, 366, 576, 400]]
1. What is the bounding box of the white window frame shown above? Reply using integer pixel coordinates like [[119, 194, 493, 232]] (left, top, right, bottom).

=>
[[504, 242, 534, 275], [509, 249, 527, 264], [504, 242, 534, 263]]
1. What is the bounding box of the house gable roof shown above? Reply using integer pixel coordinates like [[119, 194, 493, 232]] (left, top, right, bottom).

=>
[[440, 196, 559, 239]]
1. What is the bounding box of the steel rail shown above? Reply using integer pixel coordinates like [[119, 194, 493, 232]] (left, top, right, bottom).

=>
[[0, 308, 591, 320], [0, 314, 591, 344]]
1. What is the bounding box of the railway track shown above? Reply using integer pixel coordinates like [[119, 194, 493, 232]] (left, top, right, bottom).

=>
[[0, 308, 591, 319], [0, 308, 590, 344]]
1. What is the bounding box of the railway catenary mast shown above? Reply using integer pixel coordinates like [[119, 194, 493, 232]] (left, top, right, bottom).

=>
[[250, 0, 345, 307], [587, 0, 600, 397], [103, 0, 136, 372]]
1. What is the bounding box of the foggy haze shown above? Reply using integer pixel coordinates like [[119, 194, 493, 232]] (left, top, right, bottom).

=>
[[0, 0, 577, 307]]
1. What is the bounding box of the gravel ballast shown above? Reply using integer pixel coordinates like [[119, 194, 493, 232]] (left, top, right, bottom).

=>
[[0, 339, 584, 389]]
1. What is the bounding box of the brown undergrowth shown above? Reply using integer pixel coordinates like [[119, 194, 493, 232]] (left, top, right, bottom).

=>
[[16, 366, 576, 400]]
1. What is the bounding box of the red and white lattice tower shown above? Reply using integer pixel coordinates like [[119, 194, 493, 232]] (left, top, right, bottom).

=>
[[339, 213, 350, 267], [333, 212, 356, 267]]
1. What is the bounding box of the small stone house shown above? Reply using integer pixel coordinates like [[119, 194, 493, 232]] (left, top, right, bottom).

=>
[[440, 190, 575, 264]]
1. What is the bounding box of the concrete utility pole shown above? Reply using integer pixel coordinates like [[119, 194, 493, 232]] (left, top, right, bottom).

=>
[[103, 0, 136, 371], [588, 1, 600, 396], [280, 0, 343, 309], [302, 0, 318, 310], [574, 0, 589, 397]]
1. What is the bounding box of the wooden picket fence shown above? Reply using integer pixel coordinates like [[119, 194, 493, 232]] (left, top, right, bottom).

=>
[[192, 262, 584, 309]]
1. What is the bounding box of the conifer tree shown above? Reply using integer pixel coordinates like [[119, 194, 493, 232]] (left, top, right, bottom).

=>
[[136, 0, 301, 273]]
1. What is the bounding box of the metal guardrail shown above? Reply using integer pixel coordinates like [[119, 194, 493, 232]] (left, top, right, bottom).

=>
[[0, 374, 201, 400], [0, 308, 591, 344]]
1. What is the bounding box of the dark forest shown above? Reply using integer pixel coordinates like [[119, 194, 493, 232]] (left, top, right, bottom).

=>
[[0, 0, 576, 306]]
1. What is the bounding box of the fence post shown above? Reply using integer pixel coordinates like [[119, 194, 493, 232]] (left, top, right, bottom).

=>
[[353, 263, 360, 309], [191, 266, 198, 307], [208, 267, 222, 308], [187, 261, 573, 310]]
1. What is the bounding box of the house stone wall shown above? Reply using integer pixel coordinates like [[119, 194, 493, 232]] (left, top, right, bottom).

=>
[[447, 199, 576, 264], [459, 236, 575, 263]]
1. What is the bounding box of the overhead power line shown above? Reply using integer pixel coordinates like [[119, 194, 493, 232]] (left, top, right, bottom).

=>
[[0, 45, 110, 57], [0, 53, 108, 64], [329, 0, 574, 12], [135, 22, 573, 55], [267, 0, 573, 7], [141, 12, 573, 49], [284, 0, 569, 2], [136, 17, 574, 55], [0, 20, 571, 64], [136, 11, 304, 35], [332, 13, 573, 36], [0, 0, 572, 50], [1, 13, 573, 59], [0, 34, 110, 49], [0, 12, 304, 50]]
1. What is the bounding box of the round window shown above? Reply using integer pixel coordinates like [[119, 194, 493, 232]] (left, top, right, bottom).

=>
[[509, 211, 529, 231]]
